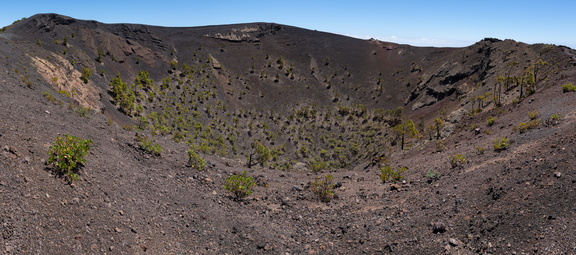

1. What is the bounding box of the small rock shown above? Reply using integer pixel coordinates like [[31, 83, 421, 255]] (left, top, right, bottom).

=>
[[432, 222, 446, 234], [554, 172, 561, 178], [293, 162, 309, 171], [291, 185, 303, 191], [23, 156, 30, 163], [333, 182, 342, 188], [449, 238, 459, 246], [257, 243, 266, 249], [114, 227, 122, 233], [390, 184, 401, 191], [385, 243, 394, 252]]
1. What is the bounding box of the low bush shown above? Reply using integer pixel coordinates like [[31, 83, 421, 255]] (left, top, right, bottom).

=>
[[476, 146, 485, 154], [562, 83, 576, 93], [80, 67, 91, 84], [307, 157, 328, 173], [379, 165, 406, 182], [425, 169, 441, 183], [47, 135, 93, 183], [310, 175, 335, 203], [224, 171, 256, 199], [527, 111, 540, 120], [450, 154, 466, 168], [493, 137, 510, 151], [435, 140, 446, 152], [73, 105, 92, 118], [514, 119, 541, 133], [550, 113, 561, 120], [136, 134, 163, 156], [42, 91, 61, 105], [486, 116, 497, 126], [187, 149, 206, 170]]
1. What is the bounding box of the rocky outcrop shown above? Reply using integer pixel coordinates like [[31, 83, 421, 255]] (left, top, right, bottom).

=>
[[408, 61, 473, 110], [204, 23, 281, 42]]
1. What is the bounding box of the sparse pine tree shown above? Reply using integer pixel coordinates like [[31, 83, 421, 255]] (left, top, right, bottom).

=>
[[393, 119, 419, 150]]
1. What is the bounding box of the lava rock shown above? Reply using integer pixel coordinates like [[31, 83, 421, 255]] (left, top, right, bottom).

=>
[[292, 185, 303, 191], [432, 222, 446, 234], [449, 238, 459, 246]]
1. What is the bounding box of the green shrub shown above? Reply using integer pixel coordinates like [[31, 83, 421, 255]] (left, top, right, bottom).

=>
[[136, 134, 163, 156], [307, 157, 328, 173], [47, 135, 93, 183], [42, 91, 61, 104], [247, 141, 272, 167], [110, 75, 136, 115], [57, 90, 71, 97], [310, 175, 335, 203], [96, 49, 103, 63], [187, 149, 206, 170], [425, 169, 441, 182], [73, 105, 92, 118], [170, 61, 178, 70], [450, 154, 466, 168], [486, 116, 497, 126], [80, 67, 91, 84], [527, 111, 540, 120], [435, 140, 446, 152], [514, 119, 541, 133], [379, 165, 406, 182], [493, 137, 510, 151], [562, 83, 576, 93], [476, 146, 485, 155], [224, 171, 256, 199], [550, 113, 561, 120]]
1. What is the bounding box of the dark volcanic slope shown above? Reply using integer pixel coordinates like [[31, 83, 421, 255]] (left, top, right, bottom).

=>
[[7, 13, 576, 170], [1, 13, 576, 254], [3, 14, 465, 168]]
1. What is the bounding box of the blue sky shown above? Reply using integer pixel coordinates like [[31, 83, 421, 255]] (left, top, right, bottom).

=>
[[2, 0, 575, 48]]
